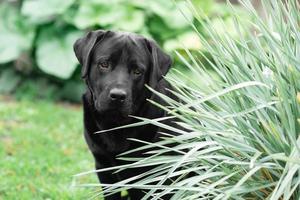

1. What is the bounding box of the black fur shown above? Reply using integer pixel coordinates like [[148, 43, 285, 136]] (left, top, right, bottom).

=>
[[74, 30, 173, 200]]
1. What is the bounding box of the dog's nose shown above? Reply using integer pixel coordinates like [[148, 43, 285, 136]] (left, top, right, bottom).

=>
[[109, 88, 127, 102]]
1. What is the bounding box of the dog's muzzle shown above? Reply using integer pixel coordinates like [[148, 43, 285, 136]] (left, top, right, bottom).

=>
[[109, 88, 127, 103]]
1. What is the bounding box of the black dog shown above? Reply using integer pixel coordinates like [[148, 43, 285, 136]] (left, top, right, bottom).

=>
[[73, 30, 174, 200]]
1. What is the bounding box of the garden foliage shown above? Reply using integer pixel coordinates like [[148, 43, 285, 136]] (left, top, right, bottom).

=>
[[0, 0, 240, 101]]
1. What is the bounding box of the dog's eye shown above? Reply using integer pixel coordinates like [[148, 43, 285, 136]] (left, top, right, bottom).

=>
[[98, 61, 110, 69], [133, 69, 142, 75]]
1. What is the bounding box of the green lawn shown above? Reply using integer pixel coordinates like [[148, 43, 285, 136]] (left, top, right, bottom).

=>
[[0, 96, 101, 200]]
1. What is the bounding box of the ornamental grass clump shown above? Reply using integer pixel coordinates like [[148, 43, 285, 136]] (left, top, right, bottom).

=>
[[76, 0, 300, 199]]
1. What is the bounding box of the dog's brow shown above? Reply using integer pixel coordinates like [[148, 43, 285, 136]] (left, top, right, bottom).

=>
[[94, 55, 110, 63], [130, 60, 146, 69], [98, 55, 109, 60]]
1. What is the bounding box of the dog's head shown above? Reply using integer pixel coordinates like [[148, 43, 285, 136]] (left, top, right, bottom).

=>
[[73, 30, 172, 119]]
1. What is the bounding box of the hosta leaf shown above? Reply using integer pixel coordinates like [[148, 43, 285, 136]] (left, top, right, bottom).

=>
[[21, 0, 75, 23], [73, 2, 123, 29], [0, 69, 21, 93], [36, 28, 82, 79], [113, 9, 145, 32], [60, 81, 85, 102], [0, 3, 35, 63], [73, 2, 144, 32], [147, 0, 174, 18], [148, 0, 193, 29], [163, 1, 194, 29], [72, 3, 103, 29]]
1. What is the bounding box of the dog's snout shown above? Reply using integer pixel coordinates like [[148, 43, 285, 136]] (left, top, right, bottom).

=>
[[109, 88, 127, 102]]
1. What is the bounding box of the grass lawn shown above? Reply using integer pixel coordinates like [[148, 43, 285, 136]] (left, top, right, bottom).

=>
[[0, 96, 101, 200]]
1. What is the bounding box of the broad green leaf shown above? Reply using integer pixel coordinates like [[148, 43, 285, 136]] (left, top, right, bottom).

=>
[[148, 0, 193, 29], [164, 1, 194, 29], [72, 2, 105, 29], [73, 2, 144, 32], [36, 29, 82, 79], [113, 9, 145, 32], [0, 4, 35, 63], [0, 69, 21, 93], [148, 16, 174, 39], [21, 0, 75, 23], [147, 0, 174, 18], [73, 2, 123, 29], [60, 81, 85, 102]]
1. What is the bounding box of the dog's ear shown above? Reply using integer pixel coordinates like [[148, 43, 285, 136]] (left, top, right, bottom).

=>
[[73, 30, 108, 78], [145, 39, 172, 89]]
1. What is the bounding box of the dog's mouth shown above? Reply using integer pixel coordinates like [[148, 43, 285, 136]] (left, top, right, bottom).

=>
[[104, 108, 131, 117], [95, 100, 132, 116], [97, 108, 133, 126]]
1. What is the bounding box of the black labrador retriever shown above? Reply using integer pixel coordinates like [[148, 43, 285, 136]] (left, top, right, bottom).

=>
[[73, 30, 174, 200]]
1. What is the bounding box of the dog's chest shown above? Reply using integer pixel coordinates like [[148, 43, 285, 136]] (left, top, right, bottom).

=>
[[93, 130, 139, 154]]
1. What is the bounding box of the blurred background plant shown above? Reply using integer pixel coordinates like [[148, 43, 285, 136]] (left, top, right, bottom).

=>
[[0, 0, 247, 102]]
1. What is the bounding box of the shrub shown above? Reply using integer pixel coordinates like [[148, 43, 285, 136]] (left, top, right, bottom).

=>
[[0, 0, 241, 102], [75, 0, 300, 199]]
